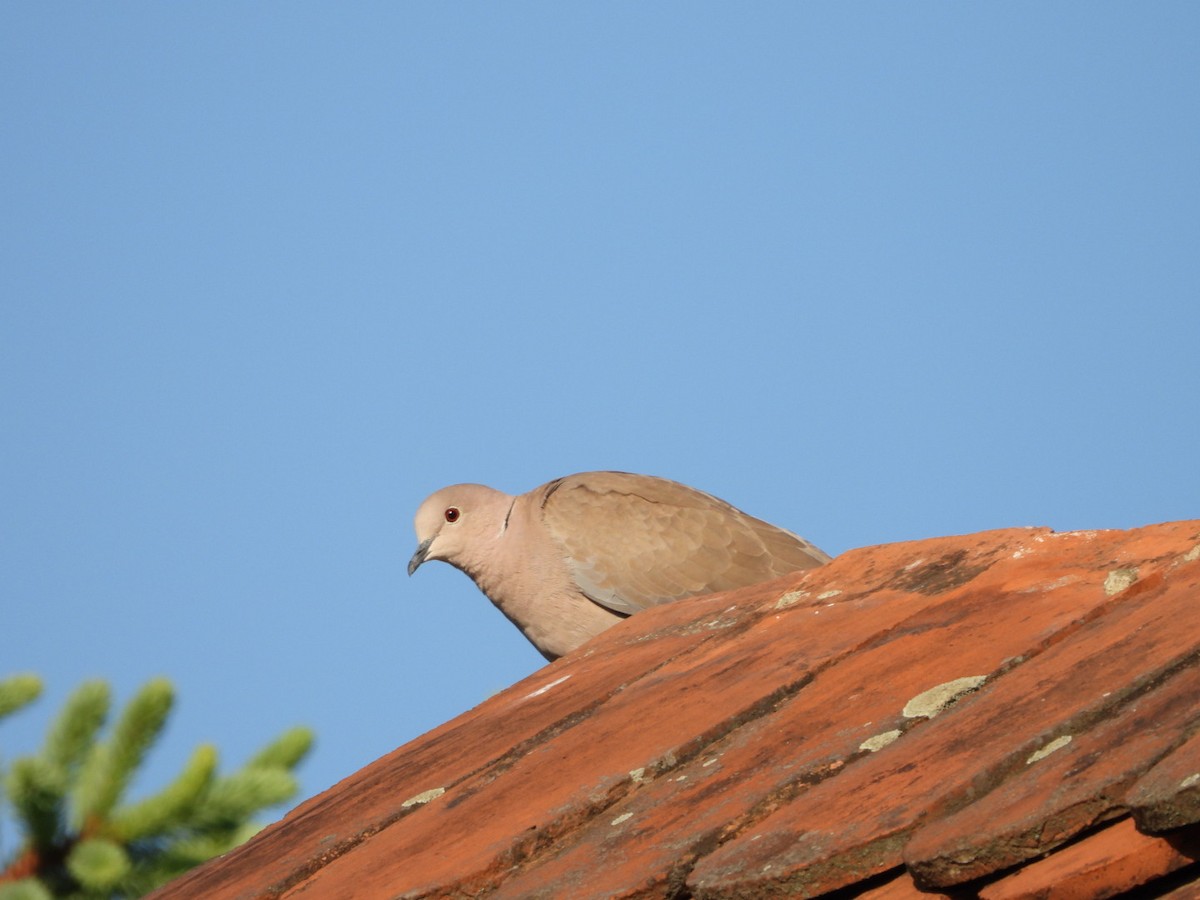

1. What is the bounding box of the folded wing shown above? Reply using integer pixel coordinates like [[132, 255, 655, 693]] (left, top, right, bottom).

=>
[[538, 472, 830, 616]]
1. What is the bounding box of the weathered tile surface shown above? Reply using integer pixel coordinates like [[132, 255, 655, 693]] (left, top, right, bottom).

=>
[[150, 520, 1200, 900]]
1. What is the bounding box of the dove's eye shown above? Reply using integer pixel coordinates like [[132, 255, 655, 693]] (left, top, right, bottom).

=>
[[444, 507, 460, 523]]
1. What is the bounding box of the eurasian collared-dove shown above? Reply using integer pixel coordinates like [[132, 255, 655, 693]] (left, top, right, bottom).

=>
[[408, 471, 830, 661]]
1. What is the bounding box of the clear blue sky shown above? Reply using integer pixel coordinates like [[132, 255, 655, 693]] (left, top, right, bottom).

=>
[[3, 4, 1197, 830]]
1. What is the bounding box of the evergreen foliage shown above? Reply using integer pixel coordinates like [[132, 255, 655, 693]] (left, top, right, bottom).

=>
[[0, 674, 314, 899]]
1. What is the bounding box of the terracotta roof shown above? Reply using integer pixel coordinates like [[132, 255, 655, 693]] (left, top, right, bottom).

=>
[[153, 520, 1200, 899]]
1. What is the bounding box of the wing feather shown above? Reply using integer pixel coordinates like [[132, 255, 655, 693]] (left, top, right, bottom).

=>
[[538, 472, 828, 615]]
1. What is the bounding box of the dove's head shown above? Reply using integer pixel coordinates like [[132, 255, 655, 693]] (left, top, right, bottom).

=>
[[408, 483, 513, 578]]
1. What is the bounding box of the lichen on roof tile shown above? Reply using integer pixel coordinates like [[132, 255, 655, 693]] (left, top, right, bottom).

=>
[[901, 675, 988, 719]]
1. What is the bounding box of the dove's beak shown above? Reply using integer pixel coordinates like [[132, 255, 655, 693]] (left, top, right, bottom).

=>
[[408, 538, 433, 576]]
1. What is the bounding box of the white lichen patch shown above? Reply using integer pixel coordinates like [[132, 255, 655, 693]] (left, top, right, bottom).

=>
[[401, 787, 445, 809], [1183, 545, 1200, 563], [776, 589, 809, 609], [610, 812, 634, 826], [817, 589, 843, 601], [1104, 568, 1139, 596], [702, 757, 719, 767], [860, 730, 902, 752], [1027, 735, 1073, 764], [629, 767, 649, 784], [903, 676, 988, 719], [1181, 773, 1200, 789]]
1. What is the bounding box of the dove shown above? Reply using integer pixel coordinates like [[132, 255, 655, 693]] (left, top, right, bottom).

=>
[[407, 471, 831, 661]]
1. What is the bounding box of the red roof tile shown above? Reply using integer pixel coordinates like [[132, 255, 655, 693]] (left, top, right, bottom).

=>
[[152, 520, 1200, 899], [978, 817, 1199, 900]]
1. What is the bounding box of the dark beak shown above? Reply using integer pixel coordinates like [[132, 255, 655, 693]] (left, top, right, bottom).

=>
[[408, 538, 433, 576]]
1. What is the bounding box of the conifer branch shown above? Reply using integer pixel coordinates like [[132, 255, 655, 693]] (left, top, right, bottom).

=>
[[0, 674, 314, 898]]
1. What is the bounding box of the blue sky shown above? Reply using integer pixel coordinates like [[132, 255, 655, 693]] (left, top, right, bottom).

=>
[[3, 4, 1197, 830]]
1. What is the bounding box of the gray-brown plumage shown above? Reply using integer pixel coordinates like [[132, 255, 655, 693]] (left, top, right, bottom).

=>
[[407, 471, 830, 661]]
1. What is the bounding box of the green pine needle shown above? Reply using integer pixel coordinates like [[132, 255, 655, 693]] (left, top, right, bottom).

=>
[[0, 879, 54, 900], [108, 743, 218, 842], [41, 680, 110, 773], [246, 726, 315, 770], [0, 674, 43, 720], [65, 837, 131, 891], [192, 767, 297, 831], [5, 756, 67, 849], [160, 822, 259, 867]]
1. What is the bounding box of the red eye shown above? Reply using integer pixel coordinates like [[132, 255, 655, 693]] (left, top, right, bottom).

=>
[[444, 507, 460, 523]]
